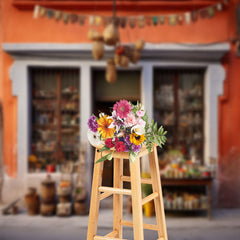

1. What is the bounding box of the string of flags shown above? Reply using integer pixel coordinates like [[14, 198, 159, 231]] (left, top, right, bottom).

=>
[[33, 0, 229, 27]]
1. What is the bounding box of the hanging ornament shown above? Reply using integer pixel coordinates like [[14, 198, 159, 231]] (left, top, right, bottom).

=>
[[88, 29, 103, 41], [177, 14, 184, 25], [103, 23, 119, 46], [89, 16, 95, 26], [152, 16, 158, 26], [207, 6, 215, 18], [130, 49, 140, 64], [119, 17, 127, 28], [119, 55, 129, 67], [138, 16, 145, 28], [70, 14, 78, 24], [159, 16, 165, 25], [79, 16, 85, 25], [54, 11, 62, 21], [63, 13, 69, 24], [135, 40, 145, 51], [168, 15, 177, 26], [200, 9, 208, 19], [95, 16, 102, 26], [191, 11, 198, 22], [33, 5, 40, 19], [106, 59, 117, 83], [216, 3, 223, 11], [185, 12, 191, 25], [129, 17, 136, 28], [92, 41, 104, 60]]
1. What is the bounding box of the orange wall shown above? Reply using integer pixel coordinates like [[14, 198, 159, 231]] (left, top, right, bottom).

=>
[[1, 1, 240, 206]]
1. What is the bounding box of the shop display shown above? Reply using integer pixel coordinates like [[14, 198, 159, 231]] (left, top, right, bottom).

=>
[[154, 69, 212, 217], [29, 69, 80, 172]]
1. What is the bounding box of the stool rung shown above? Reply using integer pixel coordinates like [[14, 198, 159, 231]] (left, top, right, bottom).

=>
[[99, 186, 132, 196], [121, 220, 159, 231], [121, 175, 152, 185], [104, 230, 118, 237], [99, 192, 112, 201], [142, 192, 158, 205], [94, 236, 126, 240]]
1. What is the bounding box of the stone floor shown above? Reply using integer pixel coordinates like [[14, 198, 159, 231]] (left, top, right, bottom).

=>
[[0, 206, 240, 240]]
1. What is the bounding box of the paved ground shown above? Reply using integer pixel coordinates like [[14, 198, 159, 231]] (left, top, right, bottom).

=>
[[0, 207, 240, 240]]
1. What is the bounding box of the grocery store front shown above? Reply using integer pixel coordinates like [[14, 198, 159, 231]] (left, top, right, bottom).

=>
[[3, 42, 229, 204]]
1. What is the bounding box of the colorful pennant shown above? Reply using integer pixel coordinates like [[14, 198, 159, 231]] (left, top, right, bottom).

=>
[[33, 0, 228, 27]]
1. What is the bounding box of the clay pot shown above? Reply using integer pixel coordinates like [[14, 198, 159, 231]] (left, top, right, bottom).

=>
[[59, 195, 71, 203], [40, 203, 56, 216], [103, 23, 119, 46], [46, 164, 55, 173], [106, 59, 117, 83], [119, 55, 129, 67], [74, 202, 88, 215], [92, 41, 104, 60], [135, 39, 145, 51], [25, 192, 40, 215], [57, 203, 72, 217], [41, 175, 56, 203]]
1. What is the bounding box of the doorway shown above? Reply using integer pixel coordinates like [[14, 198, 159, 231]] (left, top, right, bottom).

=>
[[92, 69, 141, 187]]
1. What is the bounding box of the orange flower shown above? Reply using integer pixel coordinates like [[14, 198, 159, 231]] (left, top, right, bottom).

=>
[[97, 115, 115, 139]]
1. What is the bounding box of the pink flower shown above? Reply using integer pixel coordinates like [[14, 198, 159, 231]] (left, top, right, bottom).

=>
[[137, 118, 146, 127], [113, 100, 132, 119], [136, 110, 144, 117], [125, 113, 137, 127]]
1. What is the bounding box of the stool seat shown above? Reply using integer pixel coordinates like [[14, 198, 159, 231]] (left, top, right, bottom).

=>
[[87, 145, 168, 240]]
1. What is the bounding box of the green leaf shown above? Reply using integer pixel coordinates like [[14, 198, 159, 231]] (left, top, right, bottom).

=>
[[129, 151, 138, 163], [99, 145, 110, 152], [95, 152, 113, 164]]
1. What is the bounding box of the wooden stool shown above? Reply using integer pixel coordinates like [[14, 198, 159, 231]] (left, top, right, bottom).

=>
[[87, 145, 168, 240]]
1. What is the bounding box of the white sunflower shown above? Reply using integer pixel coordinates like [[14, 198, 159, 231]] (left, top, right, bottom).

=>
[[87, 129, 103, 146]]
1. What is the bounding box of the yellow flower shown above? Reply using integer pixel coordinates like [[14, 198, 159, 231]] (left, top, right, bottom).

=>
[[130, 133, 146, 146], [97, 115, 115, 139]]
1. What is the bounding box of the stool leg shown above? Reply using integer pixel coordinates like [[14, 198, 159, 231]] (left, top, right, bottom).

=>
[[130, 157, 144, 240], [149, 147, 168, 240], [113, 158, 123, 238], [87, 150, 104, 240]]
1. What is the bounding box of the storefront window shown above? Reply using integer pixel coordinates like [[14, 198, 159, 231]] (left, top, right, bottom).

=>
[[29, 68, 80, 173], [154, 68, 204, 165]]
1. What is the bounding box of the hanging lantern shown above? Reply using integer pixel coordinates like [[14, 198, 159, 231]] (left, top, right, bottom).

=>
[[106, 59, 117, 83], [92, 41, 104, 60], [103, 23, 119, 46]]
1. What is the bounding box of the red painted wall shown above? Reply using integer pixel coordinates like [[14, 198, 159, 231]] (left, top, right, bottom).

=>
[[1, 1, 240, 206]]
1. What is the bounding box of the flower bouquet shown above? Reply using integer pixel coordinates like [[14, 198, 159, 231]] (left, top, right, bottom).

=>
[[87, 100, 167, 163]]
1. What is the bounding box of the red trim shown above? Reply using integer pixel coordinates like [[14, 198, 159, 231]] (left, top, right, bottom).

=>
[[12, 0, 220, 12]]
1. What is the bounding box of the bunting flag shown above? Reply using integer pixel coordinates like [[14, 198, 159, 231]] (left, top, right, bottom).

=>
[[33, 0, 229, 27]]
